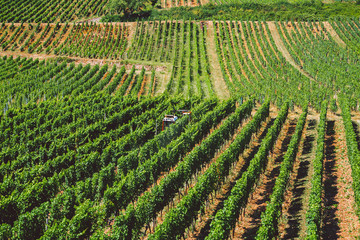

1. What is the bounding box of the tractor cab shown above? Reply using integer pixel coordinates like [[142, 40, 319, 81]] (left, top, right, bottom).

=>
[[162, 115, 178, 131], [161, 110, 191, 131], [177, 110, 191, 121]]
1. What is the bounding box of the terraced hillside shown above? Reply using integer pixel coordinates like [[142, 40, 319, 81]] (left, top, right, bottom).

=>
[[1, 0, 360, 239], [0, 0, 108, 22], [1, 19, 360, 104]]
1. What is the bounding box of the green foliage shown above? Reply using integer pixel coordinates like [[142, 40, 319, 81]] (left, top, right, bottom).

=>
[[206, 102, 289, 239], [102, 2, 360, 22], [256, 104, 308, 239], [340, 99, 360, 217], [107, 0, 148, 15], [305, 100, 327, 239]]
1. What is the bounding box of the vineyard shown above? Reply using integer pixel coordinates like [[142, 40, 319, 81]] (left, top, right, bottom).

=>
[[1, 0, 360, 239], [0, 0, 108, 23]]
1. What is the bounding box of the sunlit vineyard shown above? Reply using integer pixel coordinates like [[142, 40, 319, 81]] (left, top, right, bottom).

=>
[[1, 0, 360, 239], [0, 0, 108, 23]]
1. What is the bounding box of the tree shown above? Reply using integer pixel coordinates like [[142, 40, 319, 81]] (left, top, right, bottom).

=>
[[107, 0, 147, 15]]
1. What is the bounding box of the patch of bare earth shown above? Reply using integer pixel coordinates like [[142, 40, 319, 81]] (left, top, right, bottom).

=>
[[267, 22, 315, 82], [138, 74, 148, 97], [323, 21, 346, 48], [233, 116, 297, 239], [0, 51, 167, 71], [206, 22, 230, 99], [321, 114, 360, 239], [279, 111, 319, 239], [260, 22, 281, 62]]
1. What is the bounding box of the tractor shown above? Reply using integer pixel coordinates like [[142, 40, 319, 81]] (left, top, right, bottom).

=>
[[162, 110, 191, 131]]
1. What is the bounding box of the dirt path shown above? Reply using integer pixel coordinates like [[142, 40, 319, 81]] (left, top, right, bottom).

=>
[[234, 117, 297, 239], [206, 22, 230, 99], [279, 112, 318, 239], [76, 17, 102, 23], [321, 116, 360, 239], [323, 21, 346, 48], [0, 51, 168, 71], [279, 22, 305, 66], [260, 22, 281, 62], [267, 22, 315, 82]]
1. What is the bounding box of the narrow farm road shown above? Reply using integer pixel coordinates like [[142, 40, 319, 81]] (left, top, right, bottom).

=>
[[323, 22, 346, 48], [206, 21, 230, 99], [267, 22, 315, 81]]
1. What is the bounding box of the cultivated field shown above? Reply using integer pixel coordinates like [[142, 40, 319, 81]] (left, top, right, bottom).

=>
[[1, 1, 360, 239]]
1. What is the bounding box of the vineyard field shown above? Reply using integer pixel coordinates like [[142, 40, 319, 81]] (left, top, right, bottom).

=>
[[1, 0, 360, 239], [0, 0, 108, 23]]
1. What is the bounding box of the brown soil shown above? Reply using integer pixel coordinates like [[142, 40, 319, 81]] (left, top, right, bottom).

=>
[[226, 22, 252, 86], [237, 21, 264, 80], [138, 74, 148, 97], [222, 22, 245, 88], [233, 116, 297, 239], [321, 116, 360, 239], [231, 22, 257, 82], [260, 22, 281, 62], [134, 112, 244, 238], [279, 112, 319, 239], [103, 72, 117, 90], [206, 22, 230, 99], [113, 73, 127, 94], [267, 22, 315, 82], [188, 114, 275, 239], [245, 22, 268, 75], [323, 22, 346, 48], [151, 75, 157, 97], [279, 22, 306, 65], [250, 22, 268, 65], [0, 51, 168, 72], [125, 74, 136, 95]]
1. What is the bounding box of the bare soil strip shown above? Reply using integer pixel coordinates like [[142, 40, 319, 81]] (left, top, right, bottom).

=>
[[267, 22, 315, 82], [323, 22, 346, 48], [206, 22, 230, 99], [0, 51, 167, 71], [234, 117, 297, 239], [321, 116, 360, 239], [279, 113, 318, 239], [260, 22, 281, 62], [279, 22, 305, 66]]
